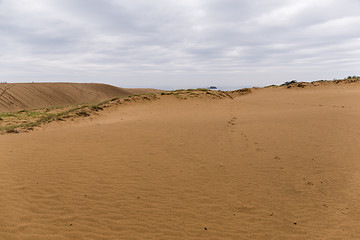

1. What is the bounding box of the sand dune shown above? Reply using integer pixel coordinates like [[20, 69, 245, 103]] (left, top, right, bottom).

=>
[[0, 82, 160, 112], [1, 82, 360, 239]]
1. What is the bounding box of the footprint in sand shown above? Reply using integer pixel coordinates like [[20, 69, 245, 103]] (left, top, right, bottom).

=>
[[228, 120, 236, 125], [227, 117, 237, 126]]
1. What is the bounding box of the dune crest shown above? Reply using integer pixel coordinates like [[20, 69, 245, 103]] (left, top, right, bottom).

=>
[[0, 82, 160, 112]]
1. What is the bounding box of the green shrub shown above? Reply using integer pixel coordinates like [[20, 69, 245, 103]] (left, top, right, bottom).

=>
[[281, 80, 297, 86]]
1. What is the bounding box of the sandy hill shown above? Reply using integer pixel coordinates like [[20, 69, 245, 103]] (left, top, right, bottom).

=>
[[1, 81, 360, 239], [0, 82, 160, 112]]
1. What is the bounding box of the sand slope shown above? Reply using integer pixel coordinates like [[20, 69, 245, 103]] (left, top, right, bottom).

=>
[[0, 82, 160, 112], [1, 83, 360, 239]]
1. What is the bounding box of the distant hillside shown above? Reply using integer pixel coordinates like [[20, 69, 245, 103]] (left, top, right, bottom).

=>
[[0, 82, 160, 112]]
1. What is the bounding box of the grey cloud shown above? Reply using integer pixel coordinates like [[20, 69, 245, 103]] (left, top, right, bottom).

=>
[[0, 0, 359, 89]]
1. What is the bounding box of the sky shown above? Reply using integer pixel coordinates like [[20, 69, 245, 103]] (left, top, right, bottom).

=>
[[0, 0, 360, 90]]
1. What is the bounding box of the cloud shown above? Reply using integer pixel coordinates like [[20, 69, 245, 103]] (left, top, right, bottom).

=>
[[0, 0, 359, 89]]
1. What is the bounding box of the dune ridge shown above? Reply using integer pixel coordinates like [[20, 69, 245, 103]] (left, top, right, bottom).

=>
[[0, 82, 160, 112]]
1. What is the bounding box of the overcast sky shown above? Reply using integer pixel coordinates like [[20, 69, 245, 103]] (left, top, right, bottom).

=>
[[1, 0, 359, 89]]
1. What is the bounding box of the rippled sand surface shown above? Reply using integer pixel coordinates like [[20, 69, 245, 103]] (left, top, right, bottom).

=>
[[1, 84, 360, 239]]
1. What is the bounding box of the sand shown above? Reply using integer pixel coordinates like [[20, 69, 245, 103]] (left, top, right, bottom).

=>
[[0, 82, 160, 112], [1, 82, 360, 239]]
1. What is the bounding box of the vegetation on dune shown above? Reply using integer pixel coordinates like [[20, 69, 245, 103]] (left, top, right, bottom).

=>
[[264, 84, 277, 88], [279, 76, 360, 89], [281, 80, 298, 86], [0, 105, 89, 133], [0, 99, 118, 134], [158, 88, 249, 99], [0, 93, 160, 134], [230, 88, 252, 94]]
